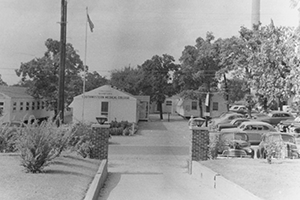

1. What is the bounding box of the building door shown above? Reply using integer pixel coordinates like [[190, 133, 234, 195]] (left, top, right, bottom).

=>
[[139, 101, 149, 120], [101, 101, 109, 119]]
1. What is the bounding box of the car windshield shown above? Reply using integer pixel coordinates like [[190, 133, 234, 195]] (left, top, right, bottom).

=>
[[222, 133, 247, 141], [281, 135, 296, 144]]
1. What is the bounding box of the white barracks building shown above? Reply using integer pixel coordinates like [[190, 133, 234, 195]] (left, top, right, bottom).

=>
[[70, 85, 150, 124], [0, 86, 53, 123]]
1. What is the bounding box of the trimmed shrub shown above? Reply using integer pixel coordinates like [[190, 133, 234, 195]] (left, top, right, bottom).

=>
[[16, 117, 74, 173]]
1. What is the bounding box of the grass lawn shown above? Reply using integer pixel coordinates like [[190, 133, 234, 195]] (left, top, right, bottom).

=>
[[201, 158, 300, 200], [0, 151, 101, 200]]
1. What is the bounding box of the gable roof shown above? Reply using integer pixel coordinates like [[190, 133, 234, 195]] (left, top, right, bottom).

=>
[[74, 85, 136, 100], [0, 86, 33, 98]]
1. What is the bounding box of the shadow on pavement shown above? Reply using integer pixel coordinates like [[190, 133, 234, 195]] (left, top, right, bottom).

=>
[[98, 172, 163, 200]]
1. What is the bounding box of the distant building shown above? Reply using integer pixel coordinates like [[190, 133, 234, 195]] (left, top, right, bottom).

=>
[[149, 95, 179, 114], [70, 85, 150, 123], [0, 86, 53, 123], [175, 93, 228, 118]]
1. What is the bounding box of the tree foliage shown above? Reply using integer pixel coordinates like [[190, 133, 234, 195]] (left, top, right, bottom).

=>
[[139, 54, 179, 119], [85, 71, 108, 92], [15, 38, 85, 111], [109, 66, 143, 95], [173, 32, 221, 117], [217, 21, 299, 111]]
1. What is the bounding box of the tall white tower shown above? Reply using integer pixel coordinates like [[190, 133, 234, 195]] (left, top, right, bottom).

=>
[[251, 0, 260, 28]]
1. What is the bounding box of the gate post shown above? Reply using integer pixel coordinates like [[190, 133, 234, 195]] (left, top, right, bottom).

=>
[[91, 124, 110, 159], [191, 127, 210, 161]]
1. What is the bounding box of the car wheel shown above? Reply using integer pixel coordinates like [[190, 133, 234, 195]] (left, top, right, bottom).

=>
[[263, 150, 267, 159], [250, 148, 255, 158], [257, 149, 260, 159]]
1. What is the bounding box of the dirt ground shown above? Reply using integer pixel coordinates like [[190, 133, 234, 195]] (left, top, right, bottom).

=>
[[0, 152, 100, 200]]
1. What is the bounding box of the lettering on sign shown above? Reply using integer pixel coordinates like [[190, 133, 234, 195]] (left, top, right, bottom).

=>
[[84, 95, 130, 100]]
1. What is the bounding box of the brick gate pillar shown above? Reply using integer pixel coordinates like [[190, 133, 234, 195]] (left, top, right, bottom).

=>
[[191, 127, 209, 161], [90, 124, 110, 159]]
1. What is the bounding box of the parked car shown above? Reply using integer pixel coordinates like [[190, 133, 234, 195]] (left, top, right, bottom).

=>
[[229, 105, 247, 114], [257, 132, 299, 159], [208, 113, 245, 130], [217, 132, 254, 158], [256, 111, 295, 126], [217, 118, 253, 131], [1, 121, 24, 128], [277, 116, 300, 132], [221, 121, 277, 145], [251, 112, 268, 119]]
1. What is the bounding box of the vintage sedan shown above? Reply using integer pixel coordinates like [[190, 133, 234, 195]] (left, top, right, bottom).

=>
[[217, 118, 252, 131], [221, 121, 277, 145], [229, 105, 247, 114], [256, 111, 295, 126], [208, 112, 245, 130], [217, 132, 254, 158], [257, 132, 299, 159]]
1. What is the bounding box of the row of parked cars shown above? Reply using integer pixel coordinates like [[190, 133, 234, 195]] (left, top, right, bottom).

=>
[[189, 109, 300, 159]]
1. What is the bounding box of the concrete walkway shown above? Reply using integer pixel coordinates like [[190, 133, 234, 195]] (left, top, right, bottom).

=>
[[97, 114, 239, 200]]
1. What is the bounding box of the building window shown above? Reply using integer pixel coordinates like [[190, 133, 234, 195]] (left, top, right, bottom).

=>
[[20, 102, 23, 111], [212, 102, 218, 111], [41, 101, 45, 109], [101, 102, 109, 116], [26, 102, 30, 110], [191, 101, 197, 110], [37, 101, 40, 110], [166, 100, 172, 106], [13, 102, 17, 111], [32, 102, 35, 110]]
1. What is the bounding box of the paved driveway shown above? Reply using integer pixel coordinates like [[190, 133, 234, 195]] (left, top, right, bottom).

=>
[[98, 114, 228, 200]]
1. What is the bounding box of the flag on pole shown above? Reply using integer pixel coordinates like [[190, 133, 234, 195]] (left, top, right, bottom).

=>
[[87, 13, 94, 32], [205, 92, 210, 107]]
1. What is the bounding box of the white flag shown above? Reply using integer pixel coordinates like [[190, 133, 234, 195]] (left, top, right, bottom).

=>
[[205, 93, 209, 107]]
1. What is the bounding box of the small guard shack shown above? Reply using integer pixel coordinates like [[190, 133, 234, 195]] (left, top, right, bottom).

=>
[[70, 85, 147, 123]]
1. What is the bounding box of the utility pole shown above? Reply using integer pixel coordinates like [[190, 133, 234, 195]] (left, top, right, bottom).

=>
[[58, 0, 67, 123]]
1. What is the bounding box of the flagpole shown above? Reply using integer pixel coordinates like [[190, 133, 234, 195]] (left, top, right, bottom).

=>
[[82, 7, 88, 122]]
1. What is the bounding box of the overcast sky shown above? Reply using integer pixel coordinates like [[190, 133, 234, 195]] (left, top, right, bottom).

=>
[[0, 0, 298, 85]]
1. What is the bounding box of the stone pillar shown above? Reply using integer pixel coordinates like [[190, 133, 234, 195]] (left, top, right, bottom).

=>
[[191, 127, 209, 161], [90, 124, 110, 159]]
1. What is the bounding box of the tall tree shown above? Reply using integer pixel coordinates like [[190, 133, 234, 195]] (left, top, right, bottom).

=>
[[139, 54, 179, 119], [109, 66, 143, 95], [173, 32, 220, 117], [15, 38, 84, 113], [85, 71, 108, 92], [218, 22, 297, 112]]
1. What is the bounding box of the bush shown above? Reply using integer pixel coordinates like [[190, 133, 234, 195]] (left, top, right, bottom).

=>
[[68, 122, 96, 158], [109, 120, 138, 136], [0, 124, 19, 153], [265, 140, 285, 164], [208, 134, 223, 159], [16, 117, 74, 173]]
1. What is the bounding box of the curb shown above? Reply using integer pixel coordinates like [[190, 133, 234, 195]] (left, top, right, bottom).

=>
[[84, 159, 108, 200], [191, 161, 262, 200]]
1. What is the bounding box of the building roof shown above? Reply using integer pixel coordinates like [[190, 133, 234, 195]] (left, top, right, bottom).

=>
[[0, 86, 33, 98], [73, 85, 137, 100]]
